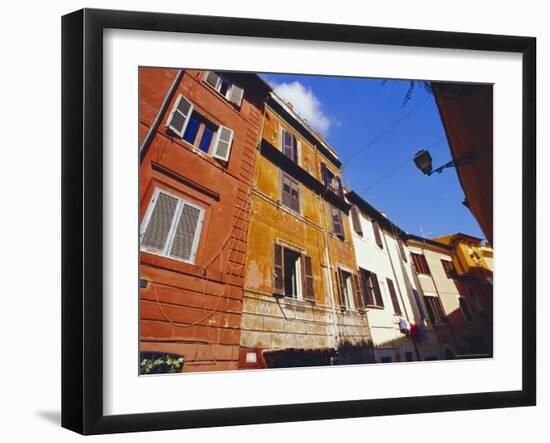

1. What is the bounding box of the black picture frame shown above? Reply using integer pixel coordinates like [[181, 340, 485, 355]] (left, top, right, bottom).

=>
[[62, 8, 536, 435]]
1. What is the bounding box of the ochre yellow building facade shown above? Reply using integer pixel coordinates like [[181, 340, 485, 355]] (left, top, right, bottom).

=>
[[239, 96, 373, 368]]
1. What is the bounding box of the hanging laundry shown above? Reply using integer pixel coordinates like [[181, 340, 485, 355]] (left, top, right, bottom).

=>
[[399, 318, 411, 334]]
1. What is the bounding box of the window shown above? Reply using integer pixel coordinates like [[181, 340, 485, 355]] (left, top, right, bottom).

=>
[[330, 205, 345, 240], [468, 287, 483, 312], [167, 94, 234, 162], [405, 352, 414, 362], [321, 163, 344, 198], [350, 206, 363, 236], [424, 295, 445, 323], [203, 71, 244, 107], [281, 174, 300, 213], [283, 248, 301, 299], [412, 289, 426, 320], [280, 127, 299, 163], [386, 278, 402, 315], [166, 94, 193, 137], [336, 269, 355, 310], [411, 252, 431, 275], [360, 269, 384, 307], [459, 296, 474, 322], [272, 244, 314, 302], [441, 259, 457, 279], [372, 221, 384, 248], [380, 356, 392, 363], [140, 188, 204, 263]]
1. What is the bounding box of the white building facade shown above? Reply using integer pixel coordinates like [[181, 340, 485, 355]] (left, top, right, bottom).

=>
[[346, 191, 441, 362]]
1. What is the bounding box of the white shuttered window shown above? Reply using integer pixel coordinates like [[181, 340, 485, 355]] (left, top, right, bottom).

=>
[[166, 94, 194, 137], [140, 188, 204, 263], [203, 71, 244, 107], [212, 126, 234, 161], [227, 85, 244, 106]]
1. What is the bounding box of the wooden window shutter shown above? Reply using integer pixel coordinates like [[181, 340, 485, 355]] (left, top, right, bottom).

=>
[[321, 162, 330, 187], [212, 126, 234, 161], [361, 270, 375, 306], [331, 206, 344, 238], [352, 273, 364, 310], [204, 71, 220, 89], [335, 176, 344, 199], [282, 128, 297, 162], [228, 84, 244, 107], [169, 204, 202, 261], [282, 175, 300, 213], [413, 289, 426, 320], [301, 255, 315, 302], [166, 94, 194, 137], [373, 221, 383, 248], [273, 244, 284, 296], [371, 272, 384, 307], [351, 206, 363, 235], [386, 278, 402, 315], [141, 192, 179, 254], [412, 253, 421, 274]]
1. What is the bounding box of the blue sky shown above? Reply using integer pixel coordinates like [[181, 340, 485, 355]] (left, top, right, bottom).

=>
[[260, 73, 484, 240]]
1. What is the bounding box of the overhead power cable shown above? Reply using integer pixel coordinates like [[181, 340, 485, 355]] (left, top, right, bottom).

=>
[[342, 96, 431, 166], [357, 136, 445, 194]]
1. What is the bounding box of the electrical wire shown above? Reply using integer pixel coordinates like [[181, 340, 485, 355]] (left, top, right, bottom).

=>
[[342, 96, 431, 166], [357, 136, 446, 195]]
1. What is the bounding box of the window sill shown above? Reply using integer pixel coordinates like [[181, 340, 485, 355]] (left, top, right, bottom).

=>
[[163, 130, 230, 169]]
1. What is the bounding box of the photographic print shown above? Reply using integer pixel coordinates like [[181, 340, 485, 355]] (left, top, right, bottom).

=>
[[138, 68, 494, 374]]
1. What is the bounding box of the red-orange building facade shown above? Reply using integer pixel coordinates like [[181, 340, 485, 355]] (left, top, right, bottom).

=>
[[138, 68, 270, 372]]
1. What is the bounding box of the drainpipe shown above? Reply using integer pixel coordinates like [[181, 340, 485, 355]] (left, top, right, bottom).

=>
[[381, 227, 421, 361], [139, 69, 185, 163], [312, 149, 341, 352]]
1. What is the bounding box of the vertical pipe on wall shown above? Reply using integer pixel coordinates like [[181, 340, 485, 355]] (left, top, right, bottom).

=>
[[139, 69, 184, 163]]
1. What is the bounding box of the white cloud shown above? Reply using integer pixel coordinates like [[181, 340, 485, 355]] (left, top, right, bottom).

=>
[[271, 81, 332, 136]]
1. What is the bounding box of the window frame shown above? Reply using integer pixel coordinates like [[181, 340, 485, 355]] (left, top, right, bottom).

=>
[[423, 294, 446, 324], [458, 295, 475, 323], [386, 278, 402, 316], [372, 220, 384, 249], [203, 71, 244, 107], [411, 252, 431, 275], [280, 172, 301, 214], [337, 267, 355, 310], [360, 268, 384, 308], [283, 247, 303, 301], [441, 259, 457, 279], [168, 95, 234, 163], [166, 93, 194, 138], [330, 204, 345, 240], [279, 125, 300, 165], [140, 187, 205, 264]]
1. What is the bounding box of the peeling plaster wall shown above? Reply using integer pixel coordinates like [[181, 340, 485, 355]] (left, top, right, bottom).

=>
[[240, 108, 371, 357]]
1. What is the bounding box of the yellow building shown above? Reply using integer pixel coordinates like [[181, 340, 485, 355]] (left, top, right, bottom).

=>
[[239, 93, 374, 368], [433, 233, 493, 354], [407, 233, 493, 358]]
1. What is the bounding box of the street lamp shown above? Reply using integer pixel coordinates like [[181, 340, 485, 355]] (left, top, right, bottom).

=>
[[413, 149, 476, 176], [413, 150, 433, 175]]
